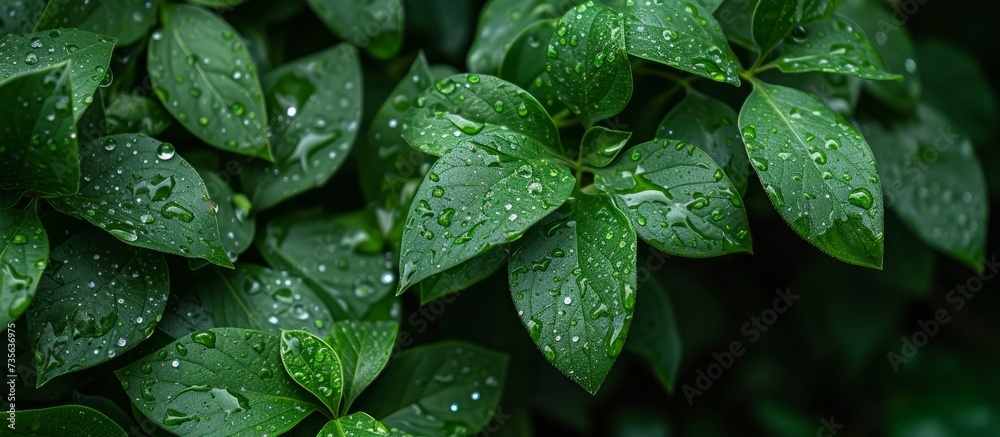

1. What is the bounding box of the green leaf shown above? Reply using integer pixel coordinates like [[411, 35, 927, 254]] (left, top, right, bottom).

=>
[[0, 206, 48, 326], [403, 74, 561, 157], [508, 194, 636, 393], [0, 0, 43, 37], [187, 0, 249, 7], [773, 15, 900, 80], [621, 0, 741, 85], [280, 329, 344, 416], [837, 0, 919, 110], [34, 0, 157, 46], [760, 70, 861, 116], [595, 139, 752, 257], [318, 412, 414, 437], [397, 138, 575, 294], [693, 0, 726, 13], [0, 190, 22, 210], [624, 277, 681, 392], [304, 0, 404, 59], [194, 168, 255, 266], [28, 230, 168, 386], [467, 0, 564, 74], [0, 63, 79, 196], [751, 0, 799, 53], [117, 328, 319, 436], [0, 29, 116, 122], [149, 4, 271, 160], [581, 126, 631, 168], [863, 106, 988, 271], [738, 80, 883, 268], [105, 93, 172, 136], [547, 2, 632, 127], [48, 134, 233, 268], [499, 19, 564, 115], [324, 320, 398, 410], [194, 264, 335, 336], [242, 44, 362, 212], [713, 0, 755, 49], [656, 90, 749, 195], [359, 341, 508, 437], [5, 405, 127, 436], [917, 38, 998, 144], [419, 245, 509, 304], [259, 210, 395, 321]]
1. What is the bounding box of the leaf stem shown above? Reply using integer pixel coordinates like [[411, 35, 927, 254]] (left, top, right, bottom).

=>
[[551, 109, 576, 128]]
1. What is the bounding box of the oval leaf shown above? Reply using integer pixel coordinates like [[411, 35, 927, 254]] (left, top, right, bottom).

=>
[[739, 80, 883, 268], [48, 134, 232, 268], [28, 230, 169, 386], [7, 405, 126, 436], [0, 206, 48, 326], [775, 15, 900, 80], [751, 0, 798, 53], [34, 0, 157, 46], [280, 329, 344, 416], [581, 125, 631, 168], [325, 321, 398, 410]]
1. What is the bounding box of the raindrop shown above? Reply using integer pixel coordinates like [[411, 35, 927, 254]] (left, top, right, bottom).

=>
[[156, 143, 175, 160]]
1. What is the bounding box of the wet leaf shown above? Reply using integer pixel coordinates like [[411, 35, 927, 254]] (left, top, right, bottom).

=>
[[0, 205, 48, 326], [117, 328, 319, 436], [0, 0, 43, 37], [581, 126, 631, 168], [838, 0, 919, 110], [34, 0, 157, 46], [6, 405, 126, 436], [508, 195, 636, 394], [713, 0, 755, 49], [739, 79, 883, 268], [624, 277, 681, 392], [467, 0, 565, 74], [28, 230, 168, 386], [325, 320, 398, 410], [280, 329, 344, 416], [193, 168, 255, 266], [420, 245, 510, 304], [105, 93, 172, 136], [774, 15, 900, 80], [317, 411, 415, 437], [305, 0, 404, 59], [48, 134, 233, 268], [499, 19, 564, 115]]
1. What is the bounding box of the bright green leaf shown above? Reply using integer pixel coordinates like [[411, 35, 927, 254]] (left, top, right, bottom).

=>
[[5, 405, 126, 436], [467, 0, 565, 74], [581, 126, 631, 168], [305, 0, 404, 59], [324, 320, 398, 410], [117, 328, 319, 436], [105, 93, 172, 136], [774, 15, 900, 80], [280, 329, 344, 416], [499, 19, 564, 115], [739, 80, 883, 268], [28, 230, 168, 386], [48, 134, 233, 268], [317, 412, 414, 437], [0, 206, 48, 326], [509, 194, 636, 393], [625, 277, 682, 392], [420, 245, 509, 304], [34, 0, 157, 45], [149, 4, 271, 160]]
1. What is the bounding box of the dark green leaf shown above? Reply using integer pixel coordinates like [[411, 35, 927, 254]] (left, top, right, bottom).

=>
[[304, 0, 403, 59], [774, 15, 900, 80], [751, 0, 798, 53], [5, 405, 126, 436], [0, 29, 116, 121], [837, 0, 919, 110], [581, 126, 631, 168], [694, 0, 726, 13], [402, 73, 561, 157], [467, 0, 565, 74], [318, 412, 415, 437], [0, 205, 48, 326], [622, 0, 741, 85], [194, 264, 335, 336], [34, 0, 157, 46], [656, 90, 749, 194], [70, 392, 135, 432], [499, 19, 563, 115], [916, 38, 997, 144], [625, 277, 681, 391], [0, 190, 22, 209], [149, 4, 271, 160], [397, 137, 575, 294], [105, 93, 172, 136], [0, 0, 43, 37], [595, 139, 752, 257], [280, 329, 344, 416], [739, 80, 883, 268], [188, 0, 249, 7], [324, 320, 398, 410], [863, 106, 987, 271], [713, 0, 755, 49], [117, 328, 319, 436], [760, 70, 861, 116], [547, 2, 632, 127], [508, 194, 636, 393], [242, 44, 362, 212], [0, 63, 79, 196], [194, 168, 255, 266], [420, 245, 509, 304], [48, 134, 233, 268], [359, 341, 507, 437], [29, 230, 168, 386]]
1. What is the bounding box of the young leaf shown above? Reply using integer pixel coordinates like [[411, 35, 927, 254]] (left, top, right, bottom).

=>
[[117, 328, 320, 436], [751, 0, 798, 54], [547, 2, 632, 127], [324, 320, 398, 410], [625, 277, 682, 392], [499, 19, 563, 115], [0, 63, 79, 196], [739, 80, 883, 268], [621, 0, 741, 85], [28, 230, 169, 386], [656, 90, 749, 194], [194, 168, 255, 266], [581, 126, 631, 168], [242, 44, 362, 212], [402, 74, 561, 157], [6, 405, 127, 437], [105, 93, 172, 136], [508, 194, 637, 394], [148, 4, 271, 160], [0, 29, 116, 121], [397, 138, 575, 294], [0, 206, 48, 326], [194, 265, 335, 336], [419, 245, 510, 304], [467, 0, 563, 74], [304, 0, 404, 59], [358, 341, 507, 437], [280, 330, 344, 416], [34, 0, 157, 45], [318, 412, 414, 437], [864, 106, 988, 271], [48, 134, 233, 268], [595, 140, 752, 257], [774, 15, 900, 80]]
